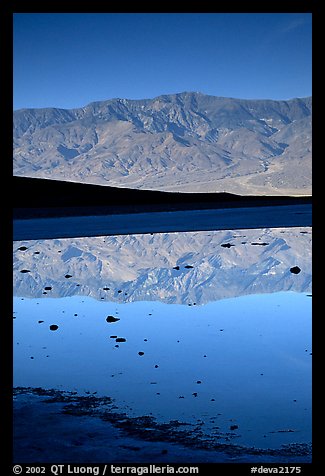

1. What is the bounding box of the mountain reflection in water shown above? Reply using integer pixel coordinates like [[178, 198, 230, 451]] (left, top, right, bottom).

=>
[[13, 227, 312, 304]]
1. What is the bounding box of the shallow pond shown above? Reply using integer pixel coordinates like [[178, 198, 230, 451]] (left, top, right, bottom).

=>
[[13, 227, 312, 460]]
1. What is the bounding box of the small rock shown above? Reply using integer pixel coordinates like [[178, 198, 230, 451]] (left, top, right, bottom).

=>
[[44, 286, 52, 291], [38, 320, 44, 324], [138, 351, 145, 356], [20, 269, 30, 273], [221, 243, 234, 248], [173, 266, 180, 270], [184, 265, 194, 269], [115, 337, 126, 343], [49, 325, 59, 331], [230, 425, 238, 430], [65, 274, 72, 278], [290, 266, 301, 274], [18, 246, 28, 251], [106, 315, 120, 323], [196, 380, 202, 384]]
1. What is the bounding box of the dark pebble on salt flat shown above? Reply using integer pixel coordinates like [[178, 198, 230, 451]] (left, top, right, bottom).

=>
[[184, 265, 194, 269], [115, 337, 126, 342], [138, 351, 145, 356], [18, 246, 28, 251], [65, 274, 72, 278], [221, 243, 234, 248], [173, 266, 180, 270], [20, 269, 30, 273], [49, 325, 59, 331]]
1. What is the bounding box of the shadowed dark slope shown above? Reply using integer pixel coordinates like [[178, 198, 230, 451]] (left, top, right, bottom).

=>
[[13, 176, 311, 219]]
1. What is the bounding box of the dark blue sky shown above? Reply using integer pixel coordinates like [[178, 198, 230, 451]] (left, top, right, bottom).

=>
[[13, 13, 312, 110]]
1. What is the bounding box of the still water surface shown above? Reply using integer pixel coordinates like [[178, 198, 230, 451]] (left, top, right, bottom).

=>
[[13, 291, 311, 450]]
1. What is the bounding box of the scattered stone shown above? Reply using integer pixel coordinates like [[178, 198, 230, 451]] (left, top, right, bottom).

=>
[[221, 243, 234, 248], [173, 266, 180, 270], [115, 338, 126, 343], [290, 266, 301, 274], [138, 351, 145, 356], [106, 315, 120, 323], [74, 313, 78, 316], [44, 286, 52, 291], [65, 274, 72, 278], [18, 246, 28, 251], [103, 287, 110, 290], [196, 380, 202, 384], [43, 292, 47, 295], [110, 335, 118, 339], [192, 392, 198, 397], [38, 320, 44, 324], [251, 242, 269, 246], [30, 356, 34, 359], [115, 345, 119, 348], [34, 251, 40, 254], [154, 365, 159, 368], [184, 265, 194, 269], [230, 425, 238, 430], [117, 290, 122, 294], [179, 396, 185, 399], [49, 325, 59, 331], [211, 398, 215, 402], [20, 269, 30, 273]]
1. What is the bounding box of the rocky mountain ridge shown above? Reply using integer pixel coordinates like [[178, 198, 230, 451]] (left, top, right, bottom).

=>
[[13, 92, 312, 195]]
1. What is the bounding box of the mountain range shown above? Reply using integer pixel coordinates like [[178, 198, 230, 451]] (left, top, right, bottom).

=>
[[13, 92, 312, 195]]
